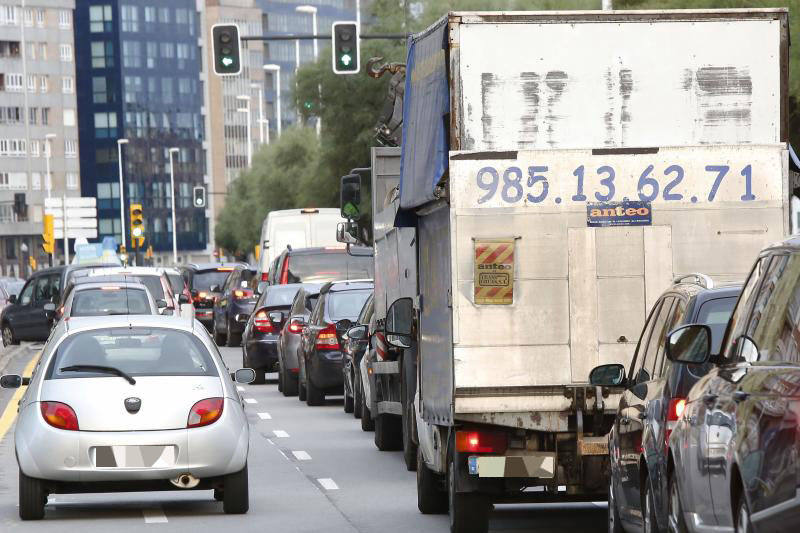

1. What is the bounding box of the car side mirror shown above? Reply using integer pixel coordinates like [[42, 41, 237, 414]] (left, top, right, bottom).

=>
[[340, 174, 361, 220], [43, 302, 56, 312], [210, 284, 220, 293], [666, 324, 712, 364], [589, 364, 626, 387], [385, 297, 413, 348], [233, 368, 256, 384], [347, 325, 367, 341], [156, 299, 168, 309], [7, 294, 16, 304], [0, 374, 29, 388], [178, 294, 190, 304]]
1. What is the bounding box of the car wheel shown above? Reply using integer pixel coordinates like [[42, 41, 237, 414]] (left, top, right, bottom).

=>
[[360, 385, 374, 431], [353, 374, 362, 419], [252, 368, 266, 385], [668, 471, 688, 533], [417, 445, 447, 514], [343, 368, 354, 413], [213, 488, 224, 501], [735, 492, 751, 533], [306, 377, 324, 406], [282, 366, 298, 396], [222, 463, 249, 514], [2, 323, 18, 347], [19, 469, 46, 520], [643, 478, 658, 533], [298, 376, 307, 402], [608, 477, 623, 533], [448, 448, 489, 533], [213, 320, 226, 345], [375, 413, 402, 451]]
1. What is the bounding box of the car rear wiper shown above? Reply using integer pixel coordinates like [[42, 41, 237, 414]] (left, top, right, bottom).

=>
[[60, 365, 136, 385]]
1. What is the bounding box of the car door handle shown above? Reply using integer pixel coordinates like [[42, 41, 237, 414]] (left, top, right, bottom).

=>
[[733, 391, 750, 403], [703, 393, 718, 406]]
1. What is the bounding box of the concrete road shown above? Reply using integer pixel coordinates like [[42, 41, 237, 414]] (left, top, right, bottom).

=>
[[0, 343, 606, 532]]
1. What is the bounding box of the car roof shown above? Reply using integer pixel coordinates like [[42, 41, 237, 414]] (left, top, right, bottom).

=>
[[185, 262, 247, 271], [72, 281, 150, 292], [72, 274, 147, 285], [63, 314, 197, 335], [320, 279, 374, 293], [282, 246, 372, 256]]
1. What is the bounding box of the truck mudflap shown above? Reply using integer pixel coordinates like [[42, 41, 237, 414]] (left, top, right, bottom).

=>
[[469, 453, 556, 478]]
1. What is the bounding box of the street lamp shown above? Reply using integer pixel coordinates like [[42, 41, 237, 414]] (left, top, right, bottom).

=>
[[250, 82, 264, 145], [117, 138, 129, 250], [295, 6, 320, 136], [236, 94, 252, 167], [168, 147, 180, 264], [44, 133, 56, 199], [263, 64, 282, 138]]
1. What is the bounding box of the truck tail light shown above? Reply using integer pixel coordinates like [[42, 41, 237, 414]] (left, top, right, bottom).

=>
[[455, 429, 507, 454], [41, 401, 79, 431], [187, 397, 224, 428], [279, 255, 289, 284], [253, 309, 274, 333], [665, 397, 686, 447], [315, 323, 340, 350], [288, 318, 304, 334], [233, 288, 253, 300]]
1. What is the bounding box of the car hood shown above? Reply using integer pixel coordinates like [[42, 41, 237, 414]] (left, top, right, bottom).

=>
[[39, 375, 224, 431]]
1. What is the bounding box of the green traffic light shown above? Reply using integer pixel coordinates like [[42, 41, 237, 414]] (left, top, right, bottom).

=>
[[340, 54, 352, 66]]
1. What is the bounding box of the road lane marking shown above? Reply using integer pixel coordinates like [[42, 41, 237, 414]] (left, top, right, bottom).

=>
[[317, 478, 339, 490], [266, 438, 274, 446], [278, 450, 289, 460], [292, 451, 311, 461], [244, 398, 257, 404], [0, 350, 40, 442], [273, 430, 289, 438], [236, 386, 245, 391], [257, 412, 271, 419], [142, 508, 168, 523]]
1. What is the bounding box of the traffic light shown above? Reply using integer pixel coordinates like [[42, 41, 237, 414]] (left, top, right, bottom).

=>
[[41, 214, 54, 255], [193, 186, 206, 208], [29, 256, 37, 270], [130, 203, 145, 248], [332, 21, 359, 74], [212, 24, 241, 76]]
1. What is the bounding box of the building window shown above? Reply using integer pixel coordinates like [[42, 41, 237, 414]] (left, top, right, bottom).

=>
[[0, 40, 21, 57], [58, 10, 71, 28], [122, 40, 141, 68], [39, 75, 47, 92], [91, 41, 113, 68], [0, 6, 19, 26], [121, 5, 138, 32], [28, 107, 37, 125], [39, 42, 46, 59], [59, 44, 72, 62], [23, 8, 32, 27], [0, 106, 23, 123], [94, 112, 117, 138], [41, 107, 49, 125], [158, 7, 170, 24], [0, 139, 27, 157], [66, 173, 78, 190], [161, 78, 173, 104], [0, 172, 27, 190], [124, 75, 142, 103], [35, 9, 44, 27], [5, 73, 22, 91], [90, 5, 113, 33], [26, 74, 35, 92], [28, 41, 35, 59], [63, 109, 76, 127], [146, 41, 157, 68], [64, 139, 77, 157], [92, 76, 113, 103], [31, 172, 41, 190], [61, 76, 73, 93], [30, 140, 39, 157], [159, 42, 174, 59], [178, 77, 191, 95], [95, 147, 117, 164]]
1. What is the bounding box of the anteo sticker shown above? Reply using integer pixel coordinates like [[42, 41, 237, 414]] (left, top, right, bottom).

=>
[[474, 239, 515, 305]]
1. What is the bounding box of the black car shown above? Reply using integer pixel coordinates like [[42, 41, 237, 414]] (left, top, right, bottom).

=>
[[242, 283, 320, 384], [267, 246, 373, 285], [1, 264, 119, 345], [212, 266, 257, 347], [299, 280, 373, 406], [343, 293, 374, 416], [666, 240, 800, 533], [276, 284, 323, 396], [179, 262, 244, 330], [590, 275, 740, 533]]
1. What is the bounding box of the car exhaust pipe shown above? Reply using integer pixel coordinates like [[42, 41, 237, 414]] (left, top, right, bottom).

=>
[[170, 473, 200, 489]]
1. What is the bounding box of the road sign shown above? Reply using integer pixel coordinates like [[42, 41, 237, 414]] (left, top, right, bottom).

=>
[[53, 218, 97, 229], [54, 228, 98, 239], [45, 208, 97, 219], [45, 197, 96, 209], [44, 197, 99, 240]]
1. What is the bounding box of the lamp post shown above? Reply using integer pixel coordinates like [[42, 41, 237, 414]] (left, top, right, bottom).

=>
[[295, 6, 320, 136], [263, 64, 281, 138], [44, 133, 56, 199], [236, 94, 252, 166], [250, 83, 264, 145], [116, 138, 129, 250], [168, 147, 179, 264]]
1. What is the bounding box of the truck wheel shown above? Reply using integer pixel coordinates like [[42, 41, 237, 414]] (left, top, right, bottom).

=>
[[353, 375, 363, 419], [223, 463, 249, 514], [19, 469, 46, 520], [306, 378, 325, 406], [360, 388, 374, 431], [417, 446, 447, 514], [374, 414, 402, 451], [448, 450, 489, 533]]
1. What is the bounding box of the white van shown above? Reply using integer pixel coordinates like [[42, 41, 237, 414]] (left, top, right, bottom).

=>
[[257, 208, 345, 281]]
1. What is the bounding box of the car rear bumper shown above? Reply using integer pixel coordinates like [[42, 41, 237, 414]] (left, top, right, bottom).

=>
[[15, 399, 248, 482], [194, 308, 213, 328], [244, 336, 279, 370], [308, 352, 344, 390]]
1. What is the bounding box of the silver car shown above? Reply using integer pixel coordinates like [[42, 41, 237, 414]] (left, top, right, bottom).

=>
[[61, 280, 159, 318], [0, 314, 255, 520]]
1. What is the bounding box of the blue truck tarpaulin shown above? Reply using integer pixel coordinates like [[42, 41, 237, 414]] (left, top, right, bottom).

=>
[[398, 18, 449, 212]]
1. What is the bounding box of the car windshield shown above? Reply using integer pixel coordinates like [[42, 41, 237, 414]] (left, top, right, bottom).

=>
[[135, 275, 165, 300], [287, 252, 373, 283], [193, 270, 231, 291], [71, 288, 151, 316], [697, 296, 738, 355], [46, 328, 217, 379], [328, 289, 372, 322], [166, 274, 184, 293]]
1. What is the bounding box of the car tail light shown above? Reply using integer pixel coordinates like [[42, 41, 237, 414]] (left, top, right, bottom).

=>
[[253, 309, 274, 333], [261, 272, 269, 281], [187, 397, 224, 428], [288, 318, 304, 334], [41, 401, 79, 431], [233, 288, 253, 300], [315, 323, 340, 350], [455, 429, 507, 454], [665, 397, 686, 447], [279, 255, 289, 285]]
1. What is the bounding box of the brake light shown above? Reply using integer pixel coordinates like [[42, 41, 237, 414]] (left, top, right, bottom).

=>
[[301, 208, 319, 213], [100, 286, 121, 290], [187, 397, 224, 428], [455, 430, 507, 454], [198, 291, 208, 299], [253, 309, 274, 333], [288, 318, 304, 334], [665, 397, 686, 447], [41, 401, 79, 431], [233, 288, 253, 299], [217, 267, 234, 272], [315, 323, 340, 350], [261, 272, 269, 281], [279, 255, 289, 284]]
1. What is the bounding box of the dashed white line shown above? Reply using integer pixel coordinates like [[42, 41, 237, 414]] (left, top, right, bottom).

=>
[[317, 478, 339, 491], [143, 508, 168, 523], [278, 450, 289, 460], [244, 398, 257, 404], [236, 386, 245, 392], [257, 412, 271, 419], [292, 450, 311, 461], [266, 438, 275, 446], [273, 430, 289, 438]]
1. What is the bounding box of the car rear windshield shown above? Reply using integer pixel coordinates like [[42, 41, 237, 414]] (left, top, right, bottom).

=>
[[286, 251, 373, 283], [46, 328, 217, 379], [135, 275, 165, 300], [696, 296, 738, 355], [263, 285, 303, 307], [166, 274, 184, 293], [71, 288, 151, 316], [327, 289, 372, 322], [193, 270, 232, 291]]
